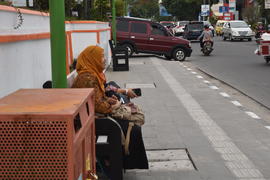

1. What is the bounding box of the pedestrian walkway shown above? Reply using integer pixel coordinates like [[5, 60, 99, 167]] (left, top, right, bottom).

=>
[[106, 55, 270, 180]]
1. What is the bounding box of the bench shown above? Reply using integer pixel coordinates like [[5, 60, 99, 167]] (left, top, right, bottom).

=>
[[67, 71, 124, 180], [95, 117, 124, 180], [109, 40, 129, 71]]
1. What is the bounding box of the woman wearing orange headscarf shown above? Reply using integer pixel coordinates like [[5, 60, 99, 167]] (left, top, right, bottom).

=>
[[72, 45, 148, 170], [72, 45, 120, 114]]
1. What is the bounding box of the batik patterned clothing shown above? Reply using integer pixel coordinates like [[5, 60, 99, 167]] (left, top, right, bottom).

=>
[[72, 72, 112, 114]]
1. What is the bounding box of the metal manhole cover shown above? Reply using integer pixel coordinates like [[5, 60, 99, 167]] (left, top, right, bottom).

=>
[[125, 83, 156, 88], [146, 149, 195, 171]]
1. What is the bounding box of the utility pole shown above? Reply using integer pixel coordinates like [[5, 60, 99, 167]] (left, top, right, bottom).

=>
[[112, 0, 116, 42], [49, 0, 67, 88], [124, 0, 128, 16], [208, 0, 211, 21], [203, 0, 206, 21], [83, 0, 89, 19]]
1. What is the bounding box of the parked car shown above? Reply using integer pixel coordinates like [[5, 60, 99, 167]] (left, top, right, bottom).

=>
[[215, 20, 227, 36], [174, 21, 189, 36], [116, 17, 192, 61], [202, 21, 215, 36], [160, 21, 176, 34], [160, 21, 175, 28], [183, 21, 204, 40], [222, 20, 254, 41]]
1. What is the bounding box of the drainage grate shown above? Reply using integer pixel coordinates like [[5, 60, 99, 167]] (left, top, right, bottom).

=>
[[146, 149, 196, 171], [129, 61, 145, 65], [125, 83, 156, 89]]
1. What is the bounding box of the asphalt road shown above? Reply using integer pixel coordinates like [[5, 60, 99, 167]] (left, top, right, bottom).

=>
[[188, 36, 270, 109]]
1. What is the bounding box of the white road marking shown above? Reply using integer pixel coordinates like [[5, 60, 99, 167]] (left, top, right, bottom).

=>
[[191, 71, 197, 74], [203, 80, 210, 84], [196, 75, 203, 79], [209, 85, 219, 90], [245, 111, 261, 119], [187, 68, 192, 71], [219, 92, 230, 98], [231, 101, 242, 107], [265, 126, 270, 130], [152, 59, 265, 180]]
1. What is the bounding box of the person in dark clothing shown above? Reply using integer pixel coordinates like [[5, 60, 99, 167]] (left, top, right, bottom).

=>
[[42, 80, 52, 88]]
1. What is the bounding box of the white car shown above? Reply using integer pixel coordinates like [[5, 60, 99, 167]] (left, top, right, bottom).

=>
[[174, 21, 189, 36], [222, 20, 254, 41]]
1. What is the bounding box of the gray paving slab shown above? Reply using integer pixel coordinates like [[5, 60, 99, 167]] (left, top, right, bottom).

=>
[[105, 56, 270, 180], [124, 170, 202, 180]]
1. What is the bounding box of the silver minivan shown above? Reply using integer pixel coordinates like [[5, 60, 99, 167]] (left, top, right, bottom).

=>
[[222, 20, 254, 41]]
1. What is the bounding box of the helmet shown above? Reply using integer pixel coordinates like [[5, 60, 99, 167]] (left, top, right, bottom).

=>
[[204, 24, 209, 29]]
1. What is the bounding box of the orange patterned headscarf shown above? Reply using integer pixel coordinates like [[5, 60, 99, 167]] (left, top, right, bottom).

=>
[[76, 45, 106, 92]]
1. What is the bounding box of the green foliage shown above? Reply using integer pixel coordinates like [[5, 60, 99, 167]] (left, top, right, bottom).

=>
[[209, 12, 218, 25], [256, 0, 270, 25], [162, 0, 200, 21], [115, 0, 124, 17], [33, 0, 76, 16], [90, 0, 125, 21], [129, 0, 159, 19], [33, 0, 49, 12], [242, 6, 261, 29], [0, 1, 12, 6], [90, 0, 110, 21]]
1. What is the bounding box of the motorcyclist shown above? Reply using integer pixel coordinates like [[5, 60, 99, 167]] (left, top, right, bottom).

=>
[[255, 22, 265, 39], [257, 22, 265, 31], [198, 24, 213, 49]]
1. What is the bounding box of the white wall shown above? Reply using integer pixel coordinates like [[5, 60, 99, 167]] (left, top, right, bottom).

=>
[[0, 5, 111, 98], [0, 40, 52, 97], [66, 22, 111, 67], [0, 6, 52, 98], [0, 7, 50, 35]]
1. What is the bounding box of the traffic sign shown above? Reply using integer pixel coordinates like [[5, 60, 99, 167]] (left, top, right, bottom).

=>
[[219, 6, 229, 13], [201, 5, 210, 13], [201, 11, 209, 17], [266, 0, 270, 9]]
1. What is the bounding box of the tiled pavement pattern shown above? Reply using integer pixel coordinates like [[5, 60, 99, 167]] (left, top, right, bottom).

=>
[[106, 56, 270, 180]]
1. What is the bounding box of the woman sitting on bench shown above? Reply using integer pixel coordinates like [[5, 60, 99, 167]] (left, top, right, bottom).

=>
[[72, 45, 149, 170]]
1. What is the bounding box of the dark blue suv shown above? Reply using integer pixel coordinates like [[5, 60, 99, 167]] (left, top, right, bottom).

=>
[[183, 21, 204, 40]]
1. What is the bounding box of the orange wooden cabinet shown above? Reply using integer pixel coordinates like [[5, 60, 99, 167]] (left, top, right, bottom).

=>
[[0, 89, 96, 180]]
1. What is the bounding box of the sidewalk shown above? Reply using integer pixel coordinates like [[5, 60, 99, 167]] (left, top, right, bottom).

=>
[[106, 55, 270, 180]]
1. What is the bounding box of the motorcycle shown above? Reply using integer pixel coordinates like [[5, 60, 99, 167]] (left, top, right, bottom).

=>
[[202, 41, 213, 56], [255, 30, 266, 44], [255, 30, 265, 39], [254, 32, 270, 64]]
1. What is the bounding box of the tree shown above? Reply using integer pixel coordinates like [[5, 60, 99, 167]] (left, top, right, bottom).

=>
[[34, 0, 76, 14], [33, 0, 76, 19], [90, 0, 110, 21], [242, 6, 261, 29], [162, 0, 201, 21], [256, 0, 270, 25], [115, 0, 124, 17], [129, 0, 159, 19]]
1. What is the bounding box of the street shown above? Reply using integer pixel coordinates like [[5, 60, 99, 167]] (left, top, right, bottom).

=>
[[2, 0, 270, 179], [106, 49, 270, 179], [188, 37, 270, 109]]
